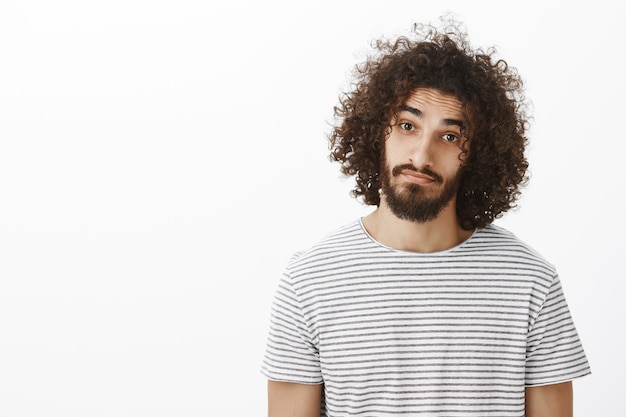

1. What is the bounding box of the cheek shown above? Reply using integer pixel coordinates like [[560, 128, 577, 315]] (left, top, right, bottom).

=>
[[383, 137, 406, 164], [439, 151, 465, 174]]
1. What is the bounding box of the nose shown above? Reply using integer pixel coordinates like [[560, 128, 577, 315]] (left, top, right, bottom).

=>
[[408, 133, 435, 170]]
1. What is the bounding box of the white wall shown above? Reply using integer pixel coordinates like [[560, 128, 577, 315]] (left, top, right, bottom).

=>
[[0, 0, 623, 415]]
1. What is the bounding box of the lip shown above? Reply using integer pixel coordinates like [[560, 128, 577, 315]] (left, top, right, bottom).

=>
[[401, 170, 435, 185]]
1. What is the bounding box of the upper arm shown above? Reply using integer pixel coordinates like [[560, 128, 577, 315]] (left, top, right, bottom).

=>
[[525, 381, 573, 417], [268, 380, 323, 417]]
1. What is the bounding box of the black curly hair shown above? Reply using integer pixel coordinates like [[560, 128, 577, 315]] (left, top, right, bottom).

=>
[[328, 18, 530, 230]]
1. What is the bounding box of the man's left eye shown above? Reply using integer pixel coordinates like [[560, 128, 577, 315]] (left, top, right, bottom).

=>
[[443, 133, 458, 142]]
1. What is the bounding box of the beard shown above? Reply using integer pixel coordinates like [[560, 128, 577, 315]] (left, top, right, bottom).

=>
[[381, 161, 462, 223]]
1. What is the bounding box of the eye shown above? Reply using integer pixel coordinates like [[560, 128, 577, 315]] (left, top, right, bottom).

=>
[[399, 122, 414, 131], [442, 133, 459, 143]]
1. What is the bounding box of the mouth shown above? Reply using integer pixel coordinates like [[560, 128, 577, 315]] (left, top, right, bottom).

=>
[[401, 170, 436, 185]]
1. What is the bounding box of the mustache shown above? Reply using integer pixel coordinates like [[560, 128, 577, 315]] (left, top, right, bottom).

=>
[[391, 164, 444, 184]]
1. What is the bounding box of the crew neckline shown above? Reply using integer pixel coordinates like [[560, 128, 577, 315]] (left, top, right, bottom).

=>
[[357, 217, 478, 255]]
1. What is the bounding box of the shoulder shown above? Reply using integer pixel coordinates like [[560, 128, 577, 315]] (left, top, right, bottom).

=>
[[283, 219, 382, 285], [287, 220, 368, 265], [466, 224, 557, 278], [473, 224, 553, 260]]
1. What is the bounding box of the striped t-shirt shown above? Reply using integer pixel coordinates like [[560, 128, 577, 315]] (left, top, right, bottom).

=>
[[262, 219, 590, 416]]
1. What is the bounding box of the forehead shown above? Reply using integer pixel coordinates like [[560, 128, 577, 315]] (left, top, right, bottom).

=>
[[404, 88, 463, 116]]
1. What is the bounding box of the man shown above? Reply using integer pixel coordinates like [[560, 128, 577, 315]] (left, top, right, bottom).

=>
[[262, 18, 590, 417]]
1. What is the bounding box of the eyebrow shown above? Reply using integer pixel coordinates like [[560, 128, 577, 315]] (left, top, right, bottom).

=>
[[399, 104, 464, 128]]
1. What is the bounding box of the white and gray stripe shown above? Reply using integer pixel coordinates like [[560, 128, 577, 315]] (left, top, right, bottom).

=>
[[262, 220, 590, 416]]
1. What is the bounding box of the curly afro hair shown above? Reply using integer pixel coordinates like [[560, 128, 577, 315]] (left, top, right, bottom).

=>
[[328, 18, 530, 230]]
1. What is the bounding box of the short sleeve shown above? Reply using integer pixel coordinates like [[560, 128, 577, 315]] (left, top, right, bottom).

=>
[[261, 271, 323, 384], [525, 274, 591, 386]]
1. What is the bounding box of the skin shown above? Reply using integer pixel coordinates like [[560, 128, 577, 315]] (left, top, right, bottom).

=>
[[267, 381, 321, 417], [364, 88, 472, 252], [525, 382, 573, 417], [267, 88, 574, 417]]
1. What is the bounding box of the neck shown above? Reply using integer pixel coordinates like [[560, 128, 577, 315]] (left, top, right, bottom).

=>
[[362, 199, 474, 253]]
